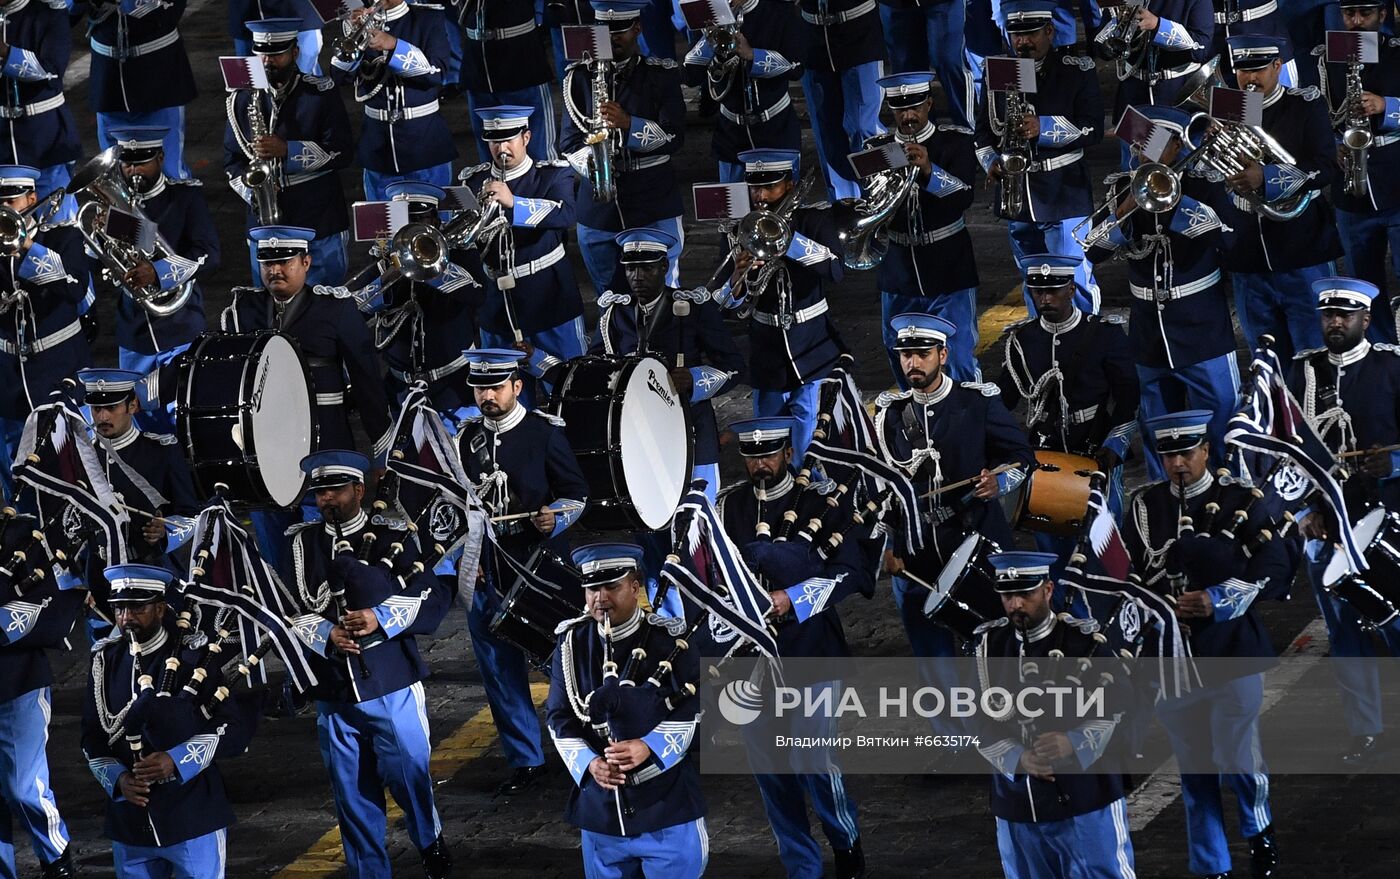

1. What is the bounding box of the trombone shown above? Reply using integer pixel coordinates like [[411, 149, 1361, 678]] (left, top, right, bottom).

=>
[[1072, 159, 1184, 250]]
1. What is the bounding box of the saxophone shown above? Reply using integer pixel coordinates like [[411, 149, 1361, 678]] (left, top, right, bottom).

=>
[[997, 88, 1032, 218], [564, 57, 618, 203], [1339, 60, 1372, 198], [228, 90, 282, 224]]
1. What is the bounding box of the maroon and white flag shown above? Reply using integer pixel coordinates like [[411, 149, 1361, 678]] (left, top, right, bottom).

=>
[[219, 56, 270, 91], [847, 141, 909, 180], [1209, 86, 1263, 128], [561, 25, 612, 62], [985, 56, 1037, 94], [692, 183, 750, 222], [351, 200, 410, 242], [680, 0, 735, 30], [1327, 30, 1379, 65]]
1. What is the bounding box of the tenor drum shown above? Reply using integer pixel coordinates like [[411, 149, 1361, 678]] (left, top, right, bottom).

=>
[[920, 532, 1005, 641], [1323, 507, 1400, 628], [175, 332, 314, 508], [549, 355, 693, 531], [1013, 450, 1098, 537], [489, 550, 584, 667]]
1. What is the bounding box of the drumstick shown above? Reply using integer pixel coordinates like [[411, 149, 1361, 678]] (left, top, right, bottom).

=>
[[489, 502, 585, 524], [1337, 443, 1400, 459], [919, 463, 1021, 499], [113, 503, 170, 525]]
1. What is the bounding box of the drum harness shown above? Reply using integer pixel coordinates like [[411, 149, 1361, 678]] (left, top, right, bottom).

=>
[[1301, 351, 1360, 470], [1003, 313, 1105, 454]]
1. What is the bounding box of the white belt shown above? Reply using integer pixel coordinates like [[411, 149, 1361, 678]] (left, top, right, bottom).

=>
[[1129, 269, 1221, 302], [1031, 150, 1082, 172], [801, 0, 876, 25], [888, 218, 966, 247], [720, 93, 792, 126], [753, 298, 829, 327], [465, 19, 536, 41], [508, 243, 566, 280], [0, 319, 83, 357], [390, 353, 469, 385], [1215, 1, 1276, 24], [365, 99, 440, 122], [1373, 133, 1400, 148], [624, 154, 670, 171], [91, 29, 180, 59], [1134, 60, 1202, 83], [315, 392, 345, 406], [0, 93, 65, 120]]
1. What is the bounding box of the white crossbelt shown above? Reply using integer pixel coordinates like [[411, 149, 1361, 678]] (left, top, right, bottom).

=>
[[0, 319, 83, 357], [507, 243, 566, 280], [1031, 150, 1082, 172], [753, 298, 829, 327], [464, 19, 536, 41], [365, 99, 441, 122], [801, 0, 876, 26], [888, 218, 966, 247], [0, 93, 65, 120], [1129, 269, 1221, 302], [720, 93, 792, 126], [91, 29, 181, 59], [1215, 1, 1276, 24]]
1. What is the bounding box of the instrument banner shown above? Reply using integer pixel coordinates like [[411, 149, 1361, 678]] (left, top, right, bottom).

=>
[[985, 56, 1037, 94], [1327, 30, 1379, 65], [561, 25, 612, 62], [692, 183, 750, 222], [307, 0, 367, 25], [1209, 86, 1263, 128], [219, 56, 270, 92], [680, 0, 735, 29], [351, 200, 410, 242], [1113, 105, 1174, 163], [847, 142, 908, 181]]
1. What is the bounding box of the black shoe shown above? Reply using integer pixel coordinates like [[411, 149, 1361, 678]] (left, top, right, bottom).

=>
[[421, 834, 452, 879], [833, 838, 866, 879], [40, 848, 77, 878], [1341, 733, 1386, 766], [495, 764, 545, 796], [1247, 824, 1278, 879]]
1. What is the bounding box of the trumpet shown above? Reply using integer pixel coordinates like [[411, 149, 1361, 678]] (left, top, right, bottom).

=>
[[563, 56, 618, 203], [332, 0, 386, 67], [441, 185, 507, 252], [0, 188, 63, 258], [996, 88, 1032, 218], [1337, 60, 1372, 198], [1099, 0, 1152, 81]]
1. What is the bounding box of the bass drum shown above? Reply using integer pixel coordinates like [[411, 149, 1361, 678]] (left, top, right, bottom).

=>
[[548, 355, 693, 531], [1323, 507, 1400, 628], [175, 332, 314, 508]]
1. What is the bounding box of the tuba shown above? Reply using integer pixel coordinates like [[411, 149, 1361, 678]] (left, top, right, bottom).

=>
[[71, 149, 196, 318], [564, 56, 618, 203], [226, 89, 281, 224], [996, 88, 1033, 218], [829, 136, 920, 270], [1337, 60, 1372, 198]]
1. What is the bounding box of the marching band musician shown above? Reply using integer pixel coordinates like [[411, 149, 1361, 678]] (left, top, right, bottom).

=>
[[1317, 0, 1400, 343], [1213, 0, 1299, 87], [590, 227, 744, 499], [0, 515, 84, 879], [972, 551, 1137, 879], [331, 0, 457, 200], [878, 0, 974, 129], [283, 451, 455, 879], [357, 181, 484, 417], [80, 565, 253, 878], [976, 0, 1105, 313], [1103, 0, 1215, 114], [0, 0, 82, 220], [1219, 34, 1343, 364], [796, 0, 887, 202], [717, 416, 872, 879], [459, 105, 587, 383], [719, 148, 847, 463], [455, 0, 559, 163], [875, 71, 983, 384], [228, 0, 324, 74], [561, 0, 687, 295], [223, 17, 354, 289], [106, 126, 219, 432], [545, 543, 707, 879], [1122, 411, 1290, 879], [455, 349, 589, 796], [1290, 277, 1400, 765], [0, 165, 90, 495], [996, 255, 1138, 542], [1083, 104, 1240, 480], [876, 314, 1034, 659], [681, 0, 805, 183], [83, 0, 199, 182]]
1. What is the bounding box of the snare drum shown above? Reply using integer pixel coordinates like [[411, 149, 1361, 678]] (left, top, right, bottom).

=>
[[1323, 507, 1400, 628], [175, 332, 314, 508], [548, 355, 693, 531], [1013, 450, 1098, 537], [489, 551, 584, 667], [919, 532, 1006, 641]]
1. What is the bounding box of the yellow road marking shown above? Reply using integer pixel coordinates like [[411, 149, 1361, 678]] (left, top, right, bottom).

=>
[[273, 680, 553, 877], [975, 284, 1027, 356]]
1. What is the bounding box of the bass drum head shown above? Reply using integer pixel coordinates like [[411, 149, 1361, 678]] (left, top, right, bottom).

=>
[[1324, 507, 1387, 587], [248, 334, 313, 507], [618, 357, 692, 530]]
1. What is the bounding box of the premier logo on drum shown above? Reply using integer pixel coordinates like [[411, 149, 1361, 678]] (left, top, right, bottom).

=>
[[647, 370, 677, 407]]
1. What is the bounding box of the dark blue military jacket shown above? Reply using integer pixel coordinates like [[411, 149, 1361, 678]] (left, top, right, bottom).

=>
[[996, 311, 1138, 458], [460, 158, 584, 335], [974, 615, 1130, 823], [797, 0, 885, 73], [589, 288, 745, 465], [560, 54, 686, 231], [80, 624, 253, 847], [1124, 474, 1292, 664], [1107, 0, 1217, 114], [547, 609, 706, 836], [96, 428, 200, 564], [0, 523, 85, 702], [454, 0, 553, 93], [331, 0, 457, 174], [83, 0, 197, 114], [1086, 173, 1236, 370], [717, 473, 878, 659], [115, 179, 219, 355], [874, 379, 1035, 570], [221, 285, 394, 461], [0, 225, 91, 419], [223, 73, 354, 239], [974, 48, 1104, 223], [1317, 34, 1400, 214], [683, 0, 805, 165], [878, 123, 981, 297], [0, 0, 82, 168], [1289, 341, 1400, 512], [1215, 84, 1344, 273], [286, 513, 454, 703]]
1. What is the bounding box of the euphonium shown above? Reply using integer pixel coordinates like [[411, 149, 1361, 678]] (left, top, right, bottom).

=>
[[1339, 60, 1372, 198], [998, 88, 1032, 218], [1183, 111, 1316, 221], [228, 90, 282, 224], [829, 137, 920, 270]]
